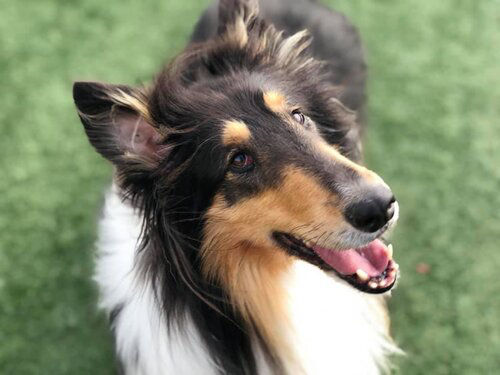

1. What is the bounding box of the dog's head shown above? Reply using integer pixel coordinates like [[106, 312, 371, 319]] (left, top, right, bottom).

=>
[[73, 0, 398, 296]]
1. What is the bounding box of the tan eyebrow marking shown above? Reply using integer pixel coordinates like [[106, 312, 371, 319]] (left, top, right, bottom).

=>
[[222, 120, 251, 145], [263, 91, 287, 113]]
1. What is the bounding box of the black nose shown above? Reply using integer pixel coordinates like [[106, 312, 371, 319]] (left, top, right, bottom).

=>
[[344, 186, 396, 233]]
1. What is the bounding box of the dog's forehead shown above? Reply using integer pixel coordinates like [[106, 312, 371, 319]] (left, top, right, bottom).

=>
[[184, 85, 300, 143], [194, 73, 295, 116]]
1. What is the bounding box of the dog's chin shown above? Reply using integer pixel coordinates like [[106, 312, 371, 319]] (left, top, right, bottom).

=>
[[272, 230, 399, 294]]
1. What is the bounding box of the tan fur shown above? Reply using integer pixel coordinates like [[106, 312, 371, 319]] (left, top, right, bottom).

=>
[[222, 2, 259, 48], [107, 88, 154, 125], [277, 30, 311, 68], [226, 16, 249, 47], [317, 139, 387, 185], [203, 166, 346, 257], [201, 167, 351, 372], [222, 120, 251, 145], [263, 91, 287, 113]]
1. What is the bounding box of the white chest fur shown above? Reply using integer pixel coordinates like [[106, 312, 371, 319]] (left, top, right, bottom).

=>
[[94, 186, 400, 374]]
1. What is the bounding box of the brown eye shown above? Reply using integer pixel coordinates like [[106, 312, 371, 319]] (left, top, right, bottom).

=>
[[292, 109, 306, 125], [230, 152, 255, 173]]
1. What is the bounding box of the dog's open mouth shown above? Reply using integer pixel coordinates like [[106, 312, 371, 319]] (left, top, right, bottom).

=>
[[273, 233, 398, 294]]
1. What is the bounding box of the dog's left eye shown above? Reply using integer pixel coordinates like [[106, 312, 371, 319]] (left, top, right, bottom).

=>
[[292, 109, 307, 126], [229, 152, 255, 173]]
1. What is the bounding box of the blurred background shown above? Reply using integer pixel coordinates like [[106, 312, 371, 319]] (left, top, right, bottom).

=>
[[1, 0, 499, 373]]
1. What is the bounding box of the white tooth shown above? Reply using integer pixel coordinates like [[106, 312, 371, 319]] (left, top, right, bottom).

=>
[[368, 281, 378, 289], [393, 262, 400, 271], [356, 269, 369, 281], [387, 244, 393, 259], [379, 279, 387, 288]]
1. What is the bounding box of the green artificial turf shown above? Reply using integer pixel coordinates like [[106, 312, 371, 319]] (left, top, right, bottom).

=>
[[1, 0, 499, 373]]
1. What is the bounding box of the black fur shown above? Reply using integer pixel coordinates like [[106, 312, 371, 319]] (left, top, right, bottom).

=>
[[73, 1, 367, 373]]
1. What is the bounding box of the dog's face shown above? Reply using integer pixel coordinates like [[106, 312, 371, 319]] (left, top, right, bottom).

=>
[[186, 83, 399, 295], [73, 0, 399, 295]]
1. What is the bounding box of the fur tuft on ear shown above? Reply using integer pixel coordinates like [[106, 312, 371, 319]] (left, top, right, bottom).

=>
[[73, 81, 166, 171], [217, 0, 259, 36]]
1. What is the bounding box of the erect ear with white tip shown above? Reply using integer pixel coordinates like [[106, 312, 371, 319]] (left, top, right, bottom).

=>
[[73, 81, 166, 170], [217, 0, 259, 35]]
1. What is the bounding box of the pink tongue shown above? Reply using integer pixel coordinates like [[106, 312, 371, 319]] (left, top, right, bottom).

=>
[[312, 239, 390, 277]]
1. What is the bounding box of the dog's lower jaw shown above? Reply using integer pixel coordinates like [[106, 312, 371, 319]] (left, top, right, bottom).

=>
[[96, 186, 401, 375]]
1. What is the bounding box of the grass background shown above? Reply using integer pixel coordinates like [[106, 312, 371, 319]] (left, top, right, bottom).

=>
[[1, 0, 499, 373]]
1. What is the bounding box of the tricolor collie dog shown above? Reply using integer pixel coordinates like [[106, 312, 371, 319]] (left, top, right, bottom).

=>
[[73, 0, 401, 373]]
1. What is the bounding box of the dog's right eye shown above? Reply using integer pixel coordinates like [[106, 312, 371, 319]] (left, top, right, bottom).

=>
[[229, 152, 255, 173]]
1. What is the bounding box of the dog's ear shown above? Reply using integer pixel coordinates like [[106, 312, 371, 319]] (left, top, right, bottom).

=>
[[217, 0, 259, 35], [73, 81, 167, 171]]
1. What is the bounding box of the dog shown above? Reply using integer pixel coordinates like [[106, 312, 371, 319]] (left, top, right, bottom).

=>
[[73, 0, 401, 373]]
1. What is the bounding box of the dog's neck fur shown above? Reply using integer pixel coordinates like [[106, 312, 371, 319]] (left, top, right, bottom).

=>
[[203, 240, 299, 374], [95, 185, 399, 375]]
